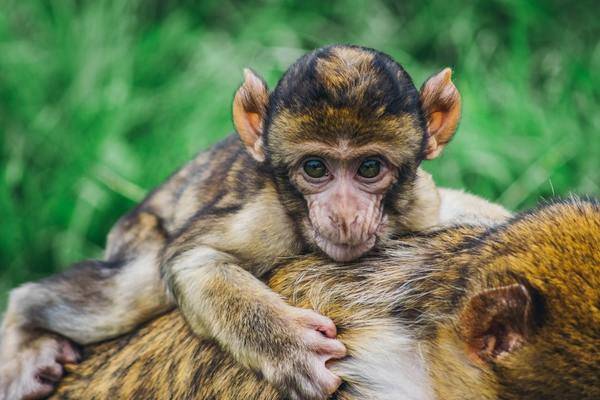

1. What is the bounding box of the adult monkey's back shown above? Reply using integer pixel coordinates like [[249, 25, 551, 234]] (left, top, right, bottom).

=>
[[1, 45, 468, 400], [52, 198, 600, 400]]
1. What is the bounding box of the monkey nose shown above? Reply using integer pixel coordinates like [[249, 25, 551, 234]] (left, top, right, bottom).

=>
[[329, 214, 360, 241], [329, 215, 347, 235]]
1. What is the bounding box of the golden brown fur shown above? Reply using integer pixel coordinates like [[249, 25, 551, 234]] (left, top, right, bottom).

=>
[[52, 199, 599, 399], [2, 45, 468, 400]]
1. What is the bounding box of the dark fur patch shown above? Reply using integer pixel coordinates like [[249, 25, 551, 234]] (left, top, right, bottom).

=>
[[264, 45, 426, 167]]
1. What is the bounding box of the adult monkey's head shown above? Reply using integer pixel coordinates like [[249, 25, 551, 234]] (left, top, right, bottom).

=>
[[233, 45, 461, 261]]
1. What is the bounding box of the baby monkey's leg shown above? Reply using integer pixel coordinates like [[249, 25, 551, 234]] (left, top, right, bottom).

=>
[[0, 255, 173, 400], [162, 245, 347, 400], [0, 211, 173, 400], [4, 255, 172, 344]]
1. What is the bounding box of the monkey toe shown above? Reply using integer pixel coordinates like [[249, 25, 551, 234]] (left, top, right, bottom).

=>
[[22, 381, 56, 400], [56, 340, 81, 364], [36, 362, 63, 384]]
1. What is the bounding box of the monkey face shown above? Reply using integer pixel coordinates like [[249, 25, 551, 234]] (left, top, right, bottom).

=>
[[262, 47, 429, 261], [266, 94, 428, 261], [268, 103, 425, 261], [286, 144, 396, 261]]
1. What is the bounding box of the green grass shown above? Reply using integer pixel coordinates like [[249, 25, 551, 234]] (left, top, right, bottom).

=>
[[0, 0, 598, 307]]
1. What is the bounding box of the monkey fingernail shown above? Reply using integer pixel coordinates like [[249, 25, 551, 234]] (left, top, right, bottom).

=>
[[317, 324, 337, 339]]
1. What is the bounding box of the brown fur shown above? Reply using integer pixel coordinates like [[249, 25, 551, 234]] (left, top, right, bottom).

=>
[[52, 199, 599, 399], [2, 45, 464, 400]]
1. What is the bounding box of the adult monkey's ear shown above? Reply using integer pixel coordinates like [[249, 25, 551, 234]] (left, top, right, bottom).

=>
[[419, 68, 461, 159], [458, 283, 538, 363], [233, 68, 269, 162]]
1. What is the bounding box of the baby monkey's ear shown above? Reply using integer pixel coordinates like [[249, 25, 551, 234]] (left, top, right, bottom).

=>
[[458, 283, 537, 363], [233, 68, 270, 162], [419, 68, 461, 159]]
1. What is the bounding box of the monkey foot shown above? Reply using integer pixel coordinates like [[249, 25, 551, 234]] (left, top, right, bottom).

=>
[[0, 336, 81, 400]]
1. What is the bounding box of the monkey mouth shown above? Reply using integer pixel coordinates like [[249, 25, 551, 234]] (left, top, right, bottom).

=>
[[314, 232, 377, 262], [309, 215, 388, 262]]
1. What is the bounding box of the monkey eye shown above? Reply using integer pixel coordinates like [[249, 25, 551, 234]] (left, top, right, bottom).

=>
[[357, 158, 382, 179], [303, 158, 328, 179]]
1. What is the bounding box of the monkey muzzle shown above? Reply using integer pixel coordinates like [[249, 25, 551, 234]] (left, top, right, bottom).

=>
[[308, 209, 386, 262], [313, 231, 377, 262], [305, 186, 387, 262]]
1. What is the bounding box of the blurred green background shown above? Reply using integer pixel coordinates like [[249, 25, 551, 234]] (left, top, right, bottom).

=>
[[0, 0, 598, 307]]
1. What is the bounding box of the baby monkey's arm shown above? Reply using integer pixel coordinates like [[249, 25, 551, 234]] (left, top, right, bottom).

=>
[[160, 237, 346, 400]]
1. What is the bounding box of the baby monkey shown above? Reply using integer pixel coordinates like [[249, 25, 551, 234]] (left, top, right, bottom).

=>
[[0, 45, 462, 400]]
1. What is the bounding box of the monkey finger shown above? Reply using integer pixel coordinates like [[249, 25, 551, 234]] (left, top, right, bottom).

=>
[[316, 365, 343, 395], [315, 338, 347, 359], [304, 330, 346, 357], [294, 308, 337, 338], [315, 321, 337, 339]]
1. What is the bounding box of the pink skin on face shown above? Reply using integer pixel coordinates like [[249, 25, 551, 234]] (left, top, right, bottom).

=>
[[296, 157, 394, 262]]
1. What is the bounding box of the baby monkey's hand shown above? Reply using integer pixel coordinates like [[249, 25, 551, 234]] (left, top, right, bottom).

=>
[[257, 306, 346, 400]]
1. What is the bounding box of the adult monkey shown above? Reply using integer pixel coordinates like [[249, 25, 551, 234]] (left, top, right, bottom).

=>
[[0, 45, 493, 400], [50, 199, 600, 400]]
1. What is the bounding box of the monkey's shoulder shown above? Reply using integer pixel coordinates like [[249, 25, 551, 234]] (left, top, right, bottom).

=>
[[148, 134, 302, 266], [117, 135, 264, 224], [179, 181, 303, 270], [106, 135, 273, 258]]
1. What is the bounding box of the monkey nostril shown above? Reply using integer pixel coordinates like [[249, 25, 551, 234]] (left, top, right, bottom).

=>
[[327, 215, 361, 242], [329, 215, 339, 226]]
